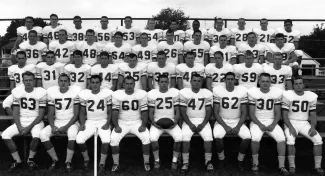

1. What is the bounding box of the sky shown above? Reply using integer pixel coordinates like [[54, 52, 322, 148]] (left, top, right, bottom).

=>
[[0, 0, 324, 36]]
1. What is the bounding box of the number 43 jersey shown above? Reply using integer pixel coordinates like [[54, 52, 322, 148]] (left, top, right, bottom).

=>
[[213, 85, 248, 120]]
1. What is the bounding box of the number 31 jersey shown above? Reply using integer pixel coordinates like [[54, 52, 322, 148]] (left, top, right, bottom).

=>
[[36, 62, 65, 89]]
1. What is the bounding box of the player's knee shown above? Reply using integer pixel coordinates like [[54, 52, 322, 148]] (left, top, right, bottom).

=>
[[1, 129, 12, 139], [286, 137, 295, 145], [251, 134, 262, 142], [76, 134, 86, 144], [182, 133, 192, 142], [274, 134, 286, 143], [202, 134, 213, 142], [313, 135, 323, 145], [39, 131, 50, 142], [100, 136, 111, 144], [173, 133, 182, 142], [110, 133, 121, 146], [139, 132, 150, 145]]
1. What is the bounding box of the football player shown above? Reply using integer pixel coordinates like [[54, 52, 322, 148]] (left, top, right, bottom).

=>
[[141, 19, 163, 46], [42, 14, 66, 45], [40, 73, 81, 172], [263, 52, 292, 90], [253, 18, 275, 44], [94, 16, 116, 45], [213, 72, 251, 172], [117, 53, 147, 90], [282, 76, 324, 175], [160, 20, 185, 42], [104, 31, 132, 64], [64, 50, 91, 90], [132, 32, 158, 64], [90, 51, 118, 90], [68, 16, 87, 43], [237, 32, 266, 63], [147, 50, 176, 90], [248, 73, 288, 175], [110, 76, 151, 172], [18, 30, 47, 65], [209, 35, 237, 64], [77, 75, 113, 173], [207, 17, 232, 46], [179, 73, 214, 173], [230, 18, 252, 47], [205, 51, 233, 91], [2, 71, 46, 171], [176, 51, 205, 89], [157, 29, 184, 65], [148, 74, 181, 170], [49, 29, 76, 64], [233, 51, 264, 89], [36, 51, 64, 89], [184, 20, 208, 42], [183, 30, 210, 66], [276, 19, 301, 49], [117, 16, 140, 46], [8, 51, 36, 91]]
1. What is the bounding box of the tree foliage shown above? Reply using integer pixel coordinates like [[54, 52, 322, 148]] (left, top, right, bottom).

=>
[[152, 7, 190, 30]]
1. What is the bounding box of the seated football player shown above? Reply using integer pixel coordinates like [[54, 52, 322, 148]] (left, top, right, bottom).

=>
[[49, 29, 76, 64], [39, 73, 81, 172], [183, 30, 210, 66], [132, 32, 158, 64], [213, 72, 251, 172], [180, 73, 214, 173], [282, 76, 324, 176], [77, 75, 113, 173], [237, 32, 266, 63], [248, 73, 288, 175], [110, 76, 151, 172], [209, 35, 237, 65], [148, 74, 181, 170], [2, 71, 46, 171], [157, 29, 184, 65]]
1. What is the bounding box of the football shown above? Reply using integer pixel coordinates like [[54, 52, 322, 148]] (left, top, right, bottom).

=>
[[156, 118, 174, 129]]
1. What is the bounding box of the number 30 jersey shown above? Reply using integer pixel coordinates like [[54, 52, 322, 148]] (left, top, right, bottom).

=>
[[79, 88, 113, 121], [36, 62, 65, 89], [282, 90, 317, 121], [148, 88, 179, 122], [233, 63, 264, 89], [64, 64, 91, 90], [112, 89, 148, 123], [263, 64, 292, 90], [213, 85, 248, 120], [47, 86, 81, 121]]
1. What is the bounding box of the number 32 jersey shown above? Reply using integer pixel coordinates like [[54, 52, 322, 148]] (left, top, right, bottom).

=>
[[64, 64, 91, 90]]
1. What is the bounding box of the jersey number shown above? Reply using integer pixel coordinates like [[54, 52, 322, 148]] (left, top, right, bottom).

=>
[[97, 33, 110, 41], [256, 99, 274, 110], [122, 100, 139, 110], [55, 98, 72, 110], [21, 98, 36, 110], [26, 49, 39, 58], [270, 75, 285, 84], [188, 98, 205, 110], [99, 72, 111, 82], [54, 48, 69, 58], [125, 71, 140, 81], [292, 100, 309, 112], [212, 73, 225, 82], [236, 34, 248, 41], [221, 97, 239, 109], [156, 97, 173, 109], [43, 70, 56, 81], [70, 72, 85, 82], [242, 72, 257, 82], [88, 99, 105, 112], [164, 49, 177, 58]]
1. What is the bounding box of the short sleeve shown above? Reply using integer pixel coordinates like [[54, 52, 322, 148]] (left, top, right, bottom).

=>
[[139, 95, 148, 112], [179, 92, 187, 107], [36, 65, 42, 79], [79, 96, 86, 107], [248, 94, 256, 106], [213, 92, 221, 104], [176, 67, 183, 78], [112, 96, 120, 111], [240, 94, 248, 104], [140, 66, 148, 77], [147, 94, 156, 108], [106, 95, 112, 106], [8, 68, 15, 80], [3, 95, 13, 109], [274, 95, 282, 105], [73, 95, 80, 104], [173, 92, 180, 106], [309, 98, 317, 112], [281, 95, 290, 110], [286, 68, 293, 80], [12, 95, 19, 106], [39, 95, 47, 108], [118, 67, 125, 77], [205, 93, 213, 106], [112, 68, 118, 80], [47, 93, 55, 106]]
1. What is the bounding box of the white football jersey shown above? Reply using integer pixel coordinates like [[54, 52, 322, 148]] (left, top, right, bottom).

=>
[[112, 89, 148, 123], [248, 87, 283, 120], [234, 63, 264, 89], [213, 85, 248, 119], [3, 94, 13, 109], [116, 26, 140, 46], [207, 28, 232, 45], [64, 64, 91, 89], [176, 63, 205, 88], [253, 28, 275, 44], [148, 88, 179, 121], [157, 41, 183, 66], [147, 62, 176, 89], [276, 28, 301, 43], [141, 29, 163, 46], [185, 29, 208, 41], [94, 27, 116, 45], [118, 62, 147, 89], [263, 65, 292, 90], [36, 62, 64, 89], [209, 45, 237, 63], [266, 43, 295, 62], [42, 25, 66, 43], [104, 43, 131, 64], [17, 26, 42, 41], [19, 41, 47, 65], [179, 88, 213, 121], [12, 86, 47, 119], [183, 41, 210, 65], [205, 63, 233, 88], [230, 28, 252, 47], [237, 43, 266, 62], [49, 41, 76, 64], [67, 27, 87, 43], [47, 86, 81, 121], [90, 64, 118, 90], [8, 64, 36, 87], [76, 41, 103, 65], [79, 88, 113, 121], [161, 30, 185, 42], [131, 44, 157, 64], [282, 90, 317, 121]]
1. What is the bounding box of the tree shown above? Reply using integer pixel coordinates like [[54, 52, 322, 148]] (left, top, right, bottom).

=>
[[152, 7, 190, 30]]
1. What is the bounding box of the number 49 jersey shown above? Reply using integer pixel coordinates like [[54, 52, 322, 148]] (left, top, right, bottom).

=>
[[79, 88, 113, 121], [148, 88, 179, 122], [213, 85, 248, 120], [47, 86, 81, 121], [90, 64, 118, 90], [36, 62, 64, 89], [282, 90, 317, 121], [64, 64, 91, 90]]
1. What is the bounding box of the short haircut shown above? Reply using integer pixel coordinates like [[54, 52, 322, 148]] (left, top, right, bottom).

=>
[[123, 75, 135, 83], [58, 73, 70, 82], [284, 19, 292, 25], [259, 73, 271, 79], [215, 17, 223, 22], [291, 75, 303, 85], [275, 33, 285, 39], [247, 32, 257, 37], [50, 14, 58, 19], [90, 74, 103, 83], [260, 18, 268, 22], [100, 51, 110, 58], [101, 16, 108, 19], [166, 29, 174, 35], [185, 51, 196, 58], [219, 35, 227, 40], [157, 50, 166, 56], [170, 20, 178, 25], [193, 20, 200, 24], [125, 16, 132, 20], [28, 30, 37, 36], [157, 74, 169, 82], [193, 29, 202, 35], [25, 16, 34, 22], [128, 53, 137, 59], [58, 29, 68, 35], [46, 50, 55, 56], [214, 51, 224, 57], [73, 16, 82, 20], [273, 52, 282, 57], [73, 50, 83, 57], [140, 32, 148, 37], [238, 18, 245, 21], [245, 50, 254, 57], [22, 71, 35, 79], [191, 73, 203, 81], [224, 72, 236, 79], [16, 51, 26, 58], [114, 31, 123, 37], [86, 29, 95, 35]]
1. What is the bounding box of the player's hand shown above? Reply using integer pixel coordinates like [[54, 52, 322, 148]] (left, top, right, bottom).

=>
[[138, 125, 146, 132], [51, 126, 59, 134], [196, 123, 205, 132], [115, 126, 122, 133], [266, 124, 276, 132], [231, 126, 240, 135], [289, 127, 297, 137], [79, 124, 86, 131], [57, 126, 68, 134], [101, 123, 110, 130], [17, 125, 24, 134], [224, 125, 232, 134], [189, 123, 197, 132], [21, 126, 32, 135], [258, 124, 267, 132], [309, 127, 317, 137]]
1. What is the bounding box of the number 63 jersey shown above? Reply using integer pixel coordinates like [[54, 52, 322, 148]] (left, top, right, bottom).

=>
[[282, 90, 317, 121], [213, 85, 248, 119]]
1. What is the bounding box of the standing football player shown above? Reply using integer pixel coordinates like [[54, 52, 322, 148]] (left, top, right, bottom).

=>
[[141, 19, 163, 46], [276, 19, 301, 49], [157, 29, 184, 65], [68, 16, 87, 43], [94, 16, 116, 45], [209, 35, 237, 64], [253, 18, 276, 45], [183, 30, 210, 66], [230, 18, 252, 47], [104, 31, 132, 65], [207, 17, 232, 46], [184, 20, 208, 42], [132, 32, 158, 64], [42, 14, 66, 45], [237, 32, 266, 63], [49, 29, 76, 64], [117, 16, 140, 47], [160, 20, 185, 43]]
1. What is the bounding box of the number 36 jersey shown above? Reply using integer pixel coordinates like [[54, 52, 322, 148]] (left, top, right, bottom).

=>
[[213, 85, 248, 120], [282, 90, 317, 121]]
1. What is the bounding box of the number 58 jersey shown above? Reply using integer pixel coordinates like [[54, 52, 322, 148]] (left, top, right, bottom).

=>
[[213, 85, 248, 120]]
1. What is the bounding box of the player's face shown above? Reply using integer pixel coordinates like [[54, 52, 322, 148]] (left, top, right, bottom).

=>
[[50, 16, 58, 26], [16, 54, 27, 65], [158, 77, 169, 91], [225, 75, 235, 87], [157, 54, 166, 65], [247, 34, 257, 44], [170, 22, 178, 31], [86, 32, 95, 43], [190, 76, 202, 89], [273, 55, 283, 65], [140, 34, 148, 44], [128, 57, 138, 68], [185, 54, 195, 65], [192, 32, 202, 42], [114, 35, 123, 44], [23, 75, 34, 89], [90, 78, 101, 91], [275, 37, 285, 46], [293, 79, 304, 92], [100, 18, 109, 28], [124, 18, 132, 27], [147, 20, 155, 30], [238, 19, 246, 28], [25, 19, 34, 28], [166, 32, 174, 42], [46, 54, 55, 65], [192, 21, 200, 30], [28, 33, 38, 43], [245, 54, 254, 65], [124, 79, 135, 92], [100, 55, 110, 65], [58, 30, 67, 42], [73, 55, 83, 65], [259, 76, 271, 90], [214, 53, 224, 65], [73, 18, 82, 28], [284, 22, 293, 31], [215, 19, 223, 28], [260, 20, 268, 28], [58, 76, 70, 89], [219, 36, 228, 47]]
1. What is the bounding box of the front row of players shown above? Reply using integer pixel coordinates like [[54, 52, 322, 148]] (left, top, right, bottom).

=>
[[2, 71, 324, 175]]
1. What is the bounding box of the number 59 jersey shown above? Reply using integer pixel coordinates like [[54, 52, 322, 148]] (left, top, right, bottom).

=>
[[179, 88, 212, 121], [47, 86, 81, 121], [79, 88, 113, 121], [282, 90, 317, 121], [213, 85, 248, 120], [233, 63, 264, 89]]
